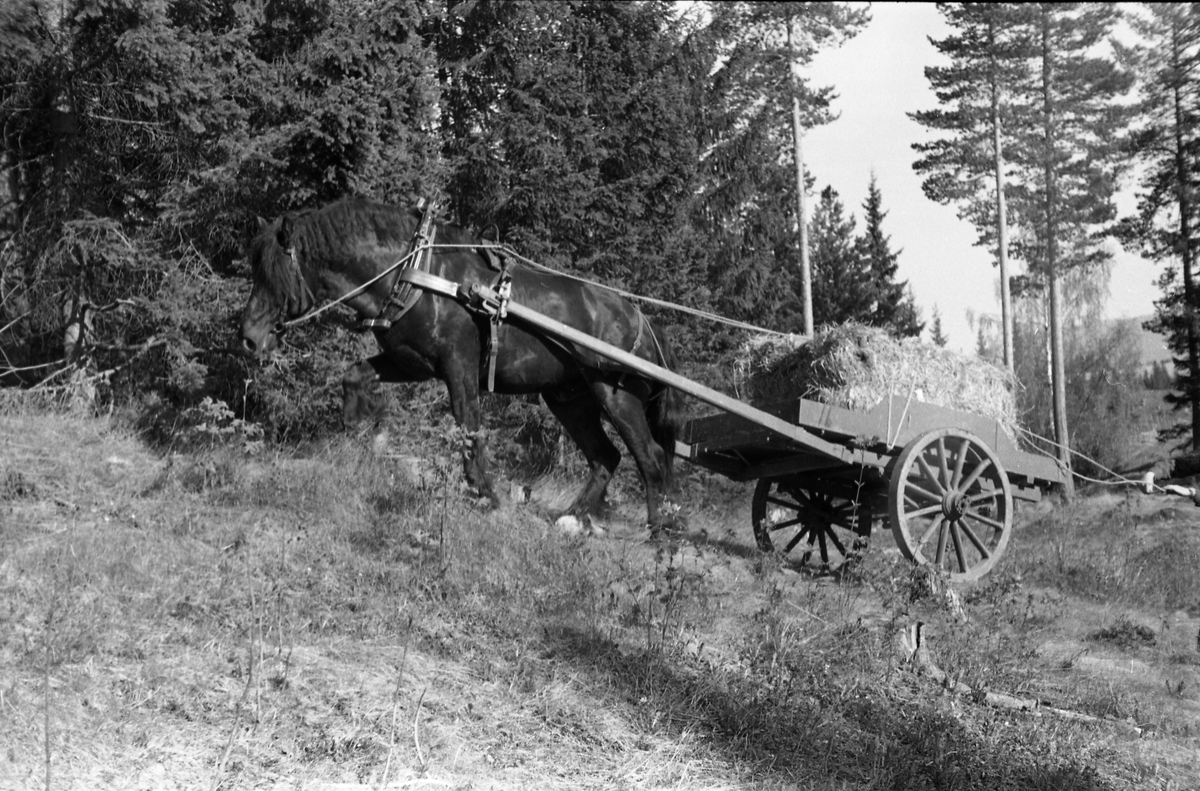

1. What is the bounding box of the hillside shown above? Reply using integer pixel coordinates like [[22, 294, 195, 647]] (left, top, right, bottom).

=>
[[2, 400, 1200, 790]]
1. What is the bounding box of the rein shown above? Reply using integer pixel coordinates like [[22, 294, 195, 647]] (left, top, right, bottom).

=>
[[272, 208, 792, 341]]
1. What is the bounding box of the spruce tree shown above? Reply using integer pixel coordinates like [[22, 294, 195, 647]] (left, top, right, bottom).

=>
[[930, 306, 950, 347], [694, 2, 866, 329], [857, 175, 923, 337], [809, 186, 871, 326]]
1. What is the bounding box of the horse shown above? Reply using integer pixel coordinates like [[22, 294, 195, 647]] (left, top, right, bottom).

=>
[[238, 196, 683, 532]]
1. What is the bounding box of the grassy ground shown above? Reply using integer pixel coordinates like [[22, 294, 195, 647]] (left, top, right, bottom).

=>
[[2, 396, 1199, 790]]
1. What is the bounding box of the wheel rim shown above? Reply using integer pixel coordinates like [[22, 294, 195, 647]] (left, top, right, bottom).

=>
[[752, 477, 872, 573], [888, 428, 1012, 582]]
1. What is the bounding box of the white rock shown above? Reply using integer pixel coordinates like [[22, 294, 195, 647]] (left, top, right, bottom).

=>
[[555, 515, 584, 537]]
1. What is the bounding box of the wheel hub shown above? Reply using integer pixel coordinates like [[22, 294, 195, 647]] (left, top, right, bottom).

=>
[[942, 490, 966, 520]]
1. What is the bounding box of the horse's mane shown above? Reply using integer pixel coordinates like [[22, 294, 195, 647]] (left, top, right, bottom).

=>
[[250, 197, 482, 315]]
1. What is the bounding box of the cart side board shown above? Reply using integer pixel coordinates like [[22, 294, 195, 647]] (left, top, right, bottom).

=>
[[681, 395, 1064, 499]]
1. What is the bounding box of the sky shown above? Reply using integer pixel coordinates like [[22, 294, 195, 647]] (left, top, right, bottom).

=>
[[800, 3, 1160, 354]]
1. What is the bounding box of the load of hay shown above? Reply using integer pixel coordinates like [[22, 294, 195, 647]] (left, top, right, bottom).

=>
[[734, 323, 1018, 437]]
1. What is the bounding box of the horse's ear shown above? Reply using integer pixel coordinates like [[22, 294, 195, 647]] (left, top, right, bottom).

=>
[[276, 214, 294, 247], [256, 216, 267, 232]]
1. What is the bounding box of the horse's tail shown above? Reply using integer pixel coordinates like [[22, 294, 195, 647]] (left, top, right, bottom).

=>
[[644, 319, 683, 489]]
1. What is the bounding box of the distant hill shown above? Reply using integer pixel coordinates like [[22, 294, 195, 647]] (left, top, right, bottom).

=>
[[1123, 315, 1173, 375]]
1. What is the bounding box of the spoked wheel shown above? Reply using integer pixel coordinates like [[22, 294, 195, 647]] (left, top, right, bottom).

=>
[[751, 477, 872, 573], [888, 428, 1013, 582]]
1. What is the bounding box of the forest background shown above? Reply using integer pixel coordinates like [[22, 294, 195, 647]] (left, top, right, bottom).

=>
[[0, 0, 1194, 478]]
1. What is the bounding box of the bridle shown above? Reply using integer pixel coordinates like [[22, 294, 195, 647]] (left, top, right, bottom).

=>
[[265, 201, 439, 339]]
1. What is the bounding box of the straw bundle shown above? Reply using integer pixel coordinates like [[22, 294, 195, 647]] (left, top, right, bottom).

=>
[[735, 324, 1018, 436]]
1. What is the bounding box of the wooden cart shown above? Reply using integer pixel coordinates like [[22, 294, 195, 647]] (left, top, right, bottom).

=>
[[403, 269, 1068, 582], [679, 394, 1064, 581]]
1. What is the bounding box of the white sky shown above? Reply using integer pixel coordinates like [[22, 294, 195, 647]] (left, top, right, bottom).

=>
[[801, 3, 1159, 353]]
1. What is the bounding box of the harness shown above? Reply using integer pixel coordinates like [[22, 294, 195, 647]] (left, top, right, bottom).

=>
[[482, 256, 513, 392], [357, 200, 439, 332]]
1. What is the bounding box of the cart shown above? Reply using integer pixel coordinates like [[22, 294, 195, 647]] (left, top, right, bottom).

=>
[[402, 269, 1068, 582], [679, 394, 1064, 581]]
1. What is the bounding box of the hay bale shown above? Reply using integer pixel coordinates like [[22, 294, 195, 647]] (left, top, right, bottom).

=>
[[734, 324, 1018, 436]]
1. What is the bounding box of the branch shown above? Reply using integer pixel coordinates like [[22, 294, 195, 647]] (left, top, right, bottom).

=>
[[895, 623, 1143, 736]]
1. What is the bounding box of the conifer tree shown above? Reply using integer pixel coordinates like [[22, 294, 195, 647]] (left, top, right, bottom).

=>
[[857, 175, 923, 337], [930, 306, 950, 347], [809, 186, 871, 327], [1114, 3, 1200, 448], [696, 1, 866, 329], [912, 2, 1033, 371], [1005, 2, 1133, 488]]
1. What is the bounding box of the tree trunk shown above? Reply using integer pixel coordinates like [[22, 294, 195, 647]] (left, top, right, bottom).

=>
[[984, 17, 1012, 374], [991, 60, 1014, 373], [1169, 21, 1200, 449], [788, 19, 813, 337], [1041, 13, 1074, 497]]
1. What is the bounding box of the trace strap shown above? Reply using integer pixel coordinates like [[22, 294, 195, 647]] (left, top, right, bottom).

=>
[[484, 260, 513, 392], [357, 199, 438, 332]]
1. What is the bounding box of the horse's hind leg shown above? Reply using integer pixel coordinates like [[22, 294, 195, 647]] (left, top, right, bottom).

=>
[[543, 390, 621, 519], [590, 378, 672, 532]]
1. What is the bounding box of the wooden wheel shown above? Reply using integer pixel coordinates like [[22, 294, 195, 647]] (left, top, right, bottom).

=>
[[888, 428, 1013, 582], [751, 477, 872, 573]]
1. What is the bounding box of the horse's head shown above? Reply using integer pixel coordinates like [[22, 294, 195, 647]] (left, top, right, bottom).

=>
[[239, 214, 312, 358]]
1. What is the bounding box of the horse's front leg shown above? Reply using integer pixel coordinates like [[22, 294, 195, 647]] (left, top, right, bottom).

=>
[[342, 356, 390, 428], [443, 362, 501, 509]]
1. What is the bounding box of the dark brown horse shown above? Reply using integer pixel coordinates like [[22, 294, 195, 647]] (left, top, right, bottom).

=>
[[239, 197, 682, 531]]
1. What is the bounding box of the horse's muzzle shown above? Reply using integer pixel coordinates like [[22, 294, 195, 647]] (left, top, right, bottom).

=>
[[238, 324, 282, 358]]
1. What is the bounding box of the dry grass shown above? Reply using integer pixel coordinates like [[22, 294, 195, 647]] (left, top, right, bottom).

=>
[[2, 397, 1199, 790], [735, 325, 1019, 436]]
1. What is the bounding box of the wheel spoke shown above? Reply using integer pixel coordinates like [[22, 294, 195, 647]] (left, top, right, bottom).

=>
[[765, 495, 801, 510], [906, 502, 944, 519], [959, 457, 994, 494], [916, 455, 947, 495], [934, 518, 949, 564], [824, 526, 848, 557], [905, 480, 943, 506], [783, 526, 814, 554], [963, 509, 1005, 532], [936, 437, 950, 488], [950, 437, 970, 488], [965, 491, 999, 507], [817, 526, 830, 564], [918, 517, 943, 551], [767, 517, 804, 531], [958, 520, 991, 558], [950, 521, 968, 573]]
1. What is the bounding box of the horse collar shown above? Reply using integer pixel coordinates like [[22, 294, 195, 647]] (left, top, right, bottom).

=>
[[358, 201, 438, 333]]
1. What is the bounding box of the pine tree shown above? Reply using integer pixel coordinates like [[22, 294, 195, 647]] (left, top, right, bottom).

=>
[[1005, 3, 1134, 490], [857, 175, 923, 337], [912, 3, 1033, 371], [1114, 3, 1200, 448]]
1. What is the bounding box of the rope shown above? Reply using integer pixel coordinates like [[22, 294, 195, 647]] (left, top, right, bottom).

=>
[[279, 241, 801, 341], [1011, 424, 1156, 491], [496, 245, 797, 338]]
